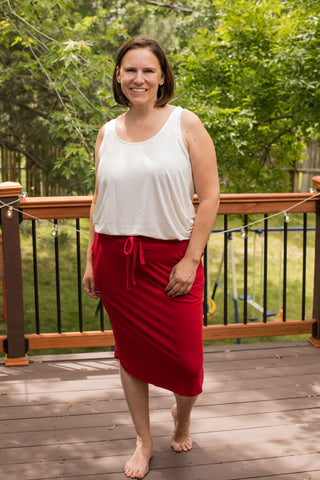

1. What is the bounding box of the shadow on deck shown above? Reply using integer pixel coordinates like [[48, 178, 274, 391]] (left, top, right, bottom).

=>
[[1, 341, 320, 480]]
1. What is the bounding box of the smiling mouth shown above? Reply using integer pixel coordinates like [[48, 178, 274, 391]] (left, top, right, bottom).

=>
[[131, 88, 147, 92]]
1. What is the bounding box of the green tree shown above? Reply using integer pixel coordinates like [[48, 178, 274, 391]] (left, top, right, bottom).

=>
[[174, 0, 320, 192], [0, 0, 195, 193], [0, 0, 128, 193], [0, 0, 319, 194]]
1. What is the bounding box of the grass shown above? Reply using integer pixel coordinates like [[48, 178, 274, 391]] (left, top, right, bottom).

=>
[[0, 212, 315, 356], [20, 219, 103, 333], [0, 218, 112, 356], [204, 212, 315, 346]]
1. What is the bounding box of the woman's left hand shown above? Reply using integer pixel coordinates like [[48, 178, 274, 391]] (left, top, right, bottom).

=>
[[165, 257, 198, 298]]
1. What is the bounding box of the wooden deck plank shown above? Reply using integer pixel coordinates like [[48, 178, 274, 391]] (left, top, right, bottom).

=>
[[1, 343, 317, 385], [29, 473, 320, 480], [1, 341, 320, 479], [1, 420, 320, 453], [2, 451, 320, 479], [246, 474, 320, 480], [248, 470, 320, 480], [1, 401, 320, 435], [1, 365, 319, 403], [1, 380, 319, 409], [1, 431, 320, 469], [1, 410, 319, 448], [1, 419, 320, 468], [3, 393, 319, 422], [2, 357, 319, 394]]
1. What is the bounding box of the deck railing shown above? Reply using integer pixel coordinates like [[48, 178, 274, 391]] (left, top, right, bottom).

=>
[[1, 179, 320, 366]]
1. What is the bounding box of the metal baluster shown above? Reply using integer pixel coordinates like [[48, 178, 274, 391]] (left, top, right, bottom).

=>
[[54, 219, 62, 333], [32, 220, 40, 334], [243, 215, 248, 324], [99, 300, 104, 331], [263, 215, 268, 323], [311, 200, 320, 344], [302, 213, 307, 320], [76, 219, 83, 332], [224, 216, 228, 325], [282, 217, 288, 323]]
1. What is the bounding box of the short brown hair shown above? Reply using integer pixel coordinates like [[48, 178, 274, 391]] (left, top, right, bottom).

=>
[[112, 36, 175, 108]]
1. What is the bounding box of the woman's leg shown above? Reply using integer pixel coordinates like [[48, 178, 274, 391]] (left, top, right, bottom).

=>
[[119, 364, 154, 479], [170, 393, 198, 452]]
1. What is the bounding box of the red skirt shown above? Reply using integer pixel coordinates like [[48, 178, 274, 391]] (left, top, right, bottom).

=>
[[92, 234, 204, 396]]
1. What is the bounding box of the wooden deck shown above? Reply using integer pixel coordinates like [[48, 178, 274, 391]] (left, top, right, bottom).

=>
[[1, 341, 320, 480]]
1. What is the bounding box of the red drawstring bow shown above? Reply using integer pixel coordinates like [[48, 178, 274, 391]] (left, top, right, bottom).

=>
[[123, 236, 146, 290]]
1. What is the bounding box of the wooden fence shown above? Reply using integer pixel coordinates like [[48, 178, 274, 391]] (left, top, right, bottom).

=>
[[292, 139, 320, 192]]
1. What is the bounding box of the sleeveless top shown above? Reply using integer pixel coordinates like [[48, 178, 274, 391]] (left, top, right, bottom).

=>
[[92, 106, 196, 241]]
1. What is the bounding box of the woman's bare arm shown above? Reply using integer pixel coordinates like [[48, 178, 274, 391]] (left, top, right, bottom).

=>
[[165, 110, 220, 298]]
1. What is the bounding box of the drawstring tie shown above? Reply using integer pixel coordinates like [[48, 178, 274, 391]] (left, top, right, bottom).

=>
[[123, 236, 145, 291]]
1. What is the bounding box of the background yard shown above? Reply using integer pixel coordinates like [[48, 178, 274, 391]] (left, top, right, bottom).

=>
[[0, 212, 314, 356]]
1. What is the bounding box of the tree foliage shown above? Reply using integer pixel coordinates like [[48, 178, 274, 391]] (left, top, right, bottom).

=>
[[174, 0, 320, 192], [0, 0, 129, 193], [0, 0, 319, 194]]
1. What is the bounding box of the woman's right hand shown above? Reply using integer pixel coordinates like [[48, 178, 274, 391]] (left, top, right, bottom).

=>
[[83, 263, 100, 299]]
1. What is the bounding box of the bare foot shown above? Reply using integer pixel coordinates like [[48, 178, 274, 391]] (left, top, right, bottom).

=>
[[124, 438, 153, 479], [170, 404, 193, 453]]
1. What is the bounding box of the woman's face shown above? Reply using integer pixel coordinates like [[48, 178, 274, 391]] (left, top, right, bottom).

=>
[[116, 48, 165, 108]]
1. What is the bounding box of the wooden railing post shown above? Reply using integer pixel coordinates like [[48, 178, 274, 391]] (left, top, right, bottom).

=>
[[309, 176, 320, 347], [0, 182, 28, 365]]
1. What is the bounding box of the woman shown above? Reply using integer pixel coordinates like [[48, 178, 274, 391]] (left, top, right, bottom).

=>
[[83, 36, 219, 479]]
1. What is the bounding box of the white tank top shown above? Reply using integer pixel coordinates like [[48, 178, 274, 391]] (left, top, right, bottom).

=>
[[92, 106, 196, 240]]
